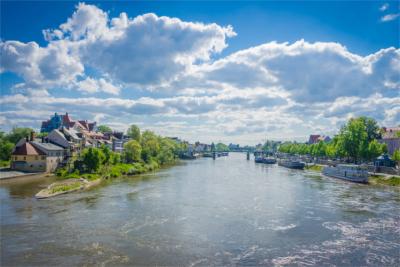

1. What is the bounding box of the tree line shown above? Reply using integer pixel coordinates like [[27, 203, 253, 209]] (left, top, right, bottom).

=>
[[73, 124, 187, 174], [277, 117, 393, 163]]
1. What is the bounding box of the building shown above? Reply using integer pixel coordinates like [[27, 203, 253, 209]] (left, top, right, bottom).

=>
[[46, 127, 83, 157], [308, 135, 331, 144], [40, 112, 97, 133], [379, 127, 400, 155], [11, 134, 65, 173]]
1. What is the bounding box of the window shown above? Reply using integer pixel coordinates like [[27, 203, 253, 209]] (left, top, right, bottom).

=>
[[35, 156, 38, 160], [23, 157, 26, 160], [41, 156, 46, 160]]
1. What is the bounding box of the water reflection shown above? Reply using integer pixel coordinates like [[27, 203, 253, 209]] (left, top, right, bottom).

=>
[[1, 153, 399, 266]]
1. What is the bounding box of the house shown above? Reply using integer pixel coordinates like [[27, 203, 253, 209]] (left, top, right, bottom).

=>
[[40, 112, 97, 133], [308, 135, 331, 144], [46, 127, 83, 157], [379, 127, 400, 155], [11, 133, 65, 173]]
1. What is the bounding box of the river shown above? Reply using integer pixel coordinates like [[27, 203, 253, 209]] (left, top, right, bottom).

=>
[[1, 153, 399, 266]]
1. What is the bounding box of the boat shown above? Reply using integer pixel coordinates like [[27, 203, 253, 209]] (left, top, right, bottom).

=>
[[322, 164, 368, 183], [278, 159, 305, 169], [263, 157, 277, 164], [255, 156, 264, 163]]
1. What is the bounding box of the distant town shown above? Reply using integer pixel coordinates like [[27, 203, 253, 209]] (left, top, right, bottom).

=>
[[0, 112, 398, 180]]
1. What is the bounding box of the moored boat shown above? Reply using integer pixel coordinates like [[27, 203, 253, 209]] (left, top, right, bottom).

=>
[[278, 159, 305, 169], [255, 156, 264, 163], [263, 157, 277, 164], [322, 164, 368, 183]]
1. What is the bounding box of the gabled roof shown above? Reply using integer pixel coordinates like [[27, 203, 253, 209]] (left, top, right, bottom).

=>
[[12, 142, 46, 156], [31, 141, 64, 151]]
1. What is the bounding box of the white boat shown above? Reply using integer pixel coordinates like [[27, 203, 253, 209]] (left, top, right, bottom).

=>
[[322, 164, 368, 183]]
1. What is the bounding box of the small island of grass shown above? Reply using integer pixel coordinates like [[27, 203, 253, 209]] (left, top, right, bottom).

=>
[[369, 174, 400, 187]]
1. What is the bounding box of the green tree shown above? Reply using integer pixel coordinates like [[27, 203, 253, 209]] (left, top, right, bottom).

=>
[[82, 147, 105, 173], [392, 149, 400, 166], [124, 140, 142, 163], [358, 116, 381, 142], [100, 145, 112, 164], [364, 139, 385, 161], [6, 127, 34, 143], [216, 143, 229, 152], [127, 125, 141, 142], [97, 125, 112, 133], [157, 138, 177, 164], [0, 138, 14, 161], [336, 118, 368, 163]]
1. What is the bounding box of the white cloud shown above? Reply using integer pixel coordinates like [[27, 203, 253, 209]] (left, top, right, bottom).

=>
[[192, 40, 400, 103], [381, 13, 400, 22], [77, 77, 120, 95], [1, 3, 235, 93], [379, 3, 389, 12], [1, 4, 399, 143]]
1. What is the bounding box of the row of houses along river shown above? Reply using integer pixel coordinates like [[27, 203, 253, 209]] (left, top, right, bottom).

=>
[[1, 152, 399, 266]]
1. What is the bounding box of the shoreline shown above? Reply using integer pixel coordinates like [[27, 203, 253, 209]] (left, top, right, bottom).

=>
[[35, 160, 181, 199]]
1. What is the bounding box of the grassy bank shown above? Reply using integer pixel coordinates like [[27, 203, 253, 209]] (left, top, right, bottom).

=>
[[0, 160, 10, 168], [369, 175, 400, 187], [42, 161, 169, 198], [305, 164, 324, 172]]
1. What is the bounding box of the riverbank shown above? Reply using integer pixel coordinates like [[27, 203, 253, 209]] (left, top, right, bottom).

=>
[[37, 161, 175, 198], [304, 163, 400, 187]]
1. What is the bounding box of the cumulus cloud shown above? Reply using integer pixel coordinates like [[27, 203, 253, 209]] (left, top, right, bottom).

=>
[[1, 3, 399, 142], [193, 40, 400, 103], [77, 77, 120, 95], [381, 13, 400, 22], [1, 3, 235, 93]]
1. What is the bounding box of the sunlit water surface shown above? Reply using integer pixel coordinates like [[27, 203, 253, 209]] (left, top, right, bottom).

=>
[[1, 153, 399, 266]]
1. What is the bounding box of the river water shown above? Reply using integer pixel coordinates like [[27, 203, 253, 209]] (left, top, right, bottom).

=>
[[1, 153, 399, 266]]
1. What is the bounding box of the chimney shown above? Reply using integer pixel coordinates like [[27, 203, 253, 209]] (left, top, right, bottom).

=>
[[30, 131, 36, 141]]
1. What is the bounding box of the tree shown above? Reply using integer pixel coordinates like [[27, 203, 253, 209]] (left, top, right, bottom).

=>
[[216, 143, 229, 152], [0, 138, 14, 161], [392, 149, 400, 167], [336, 118, 368, 163], [358, 116, 381, 142], [97, 125, 112, 133], [100, 145, 112, 164], [127, 125, 141, 142], [6, 127, 34, 144], [157, 138, 177, 164], [364, 139, 385, 161], [82, 147, 105, 173], [124, 140, 142, 163]]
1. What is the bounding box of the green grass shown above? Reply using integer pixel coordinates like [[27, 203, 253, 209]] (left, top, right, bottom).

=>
[[49, 182, 82, 194], [305, 165, 323, 172], [0, 160, 10, 168], [369, 175, 400, 186], [82, 173, 101, 181]]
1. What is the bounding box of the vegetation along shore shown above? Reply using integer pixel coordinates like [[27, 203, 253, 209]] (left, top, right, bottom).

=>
[[36, 125, 186, 198]]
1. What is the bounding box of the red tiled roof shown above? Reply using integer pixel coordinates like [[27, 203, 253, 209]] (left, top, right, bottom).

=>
[[62, 112, 72, 124], [12, 142, 46, 156]]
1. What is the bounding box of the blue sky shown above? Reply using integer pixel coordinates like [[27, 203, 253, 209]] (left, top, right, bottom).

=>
[[1, 1, 399, 144]]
